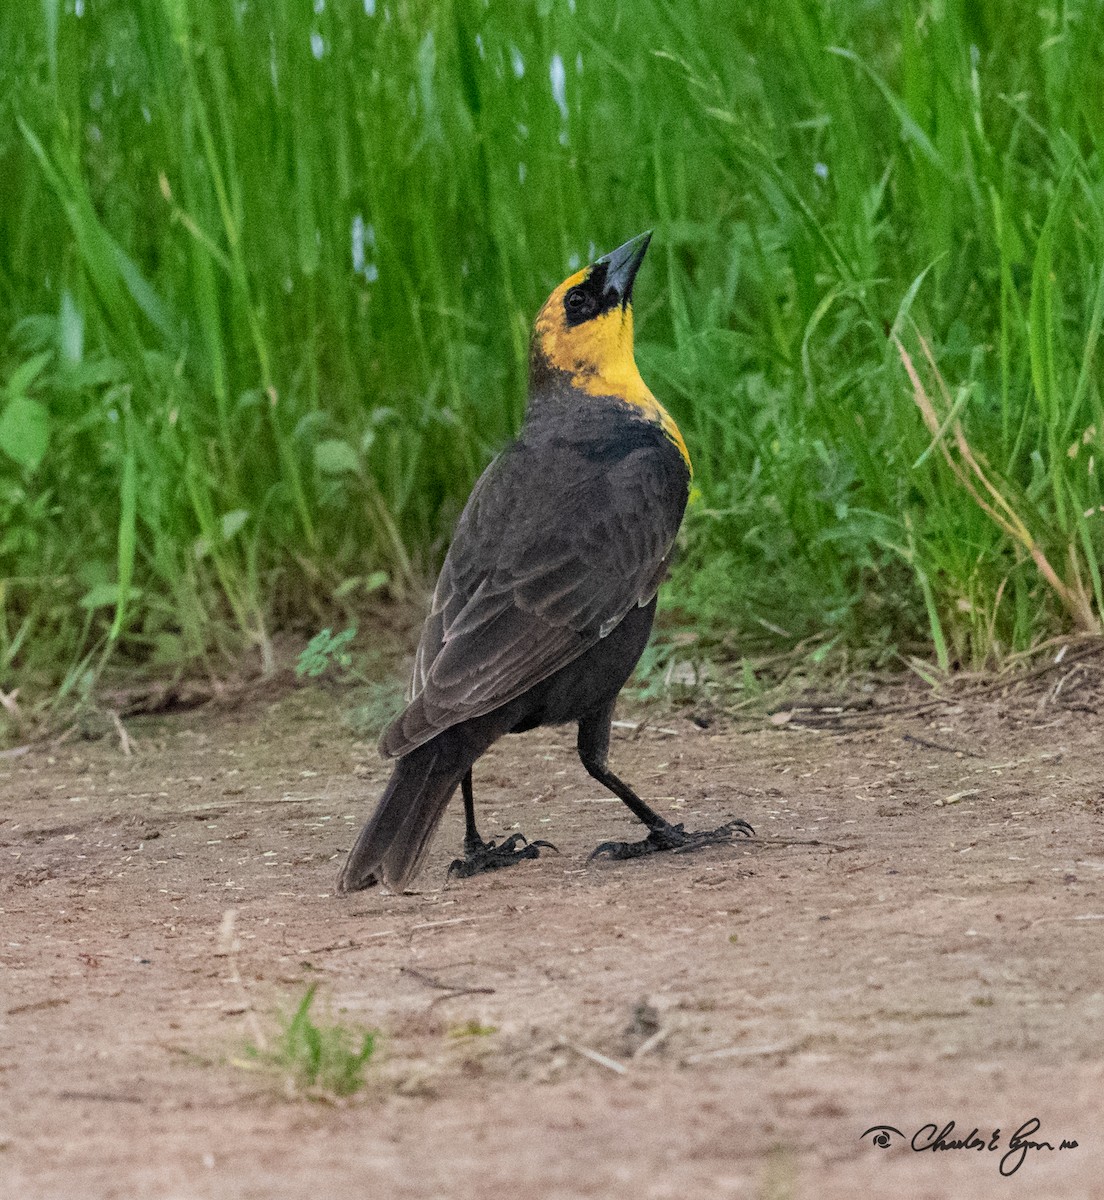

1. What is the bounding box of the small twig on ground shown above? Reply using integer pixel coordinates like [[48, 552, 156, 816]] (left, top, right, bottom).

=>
[[408, 916, 484, 934], [109, 711, 134, 757], [400, 965, 495, 1002], [428, 987, 495, 1006], [902, 732, 982, 758], [215, 908, 266, 1051], [632, 1026, 672, 1059], [612, 718, 650, 741], [998, 634, 1097, 670], [765, 698, 947, 730], [1050, 664, 1084, 702], [613, 719, 679, 737], [682, 1040, 797, 1064], [1028, 913, 1104, 927], [7, 997, 70, 1015], [997, 643, 1103, 688], [749, 836, 856, 852], [398, 967, 463, 990], [561, 1041, 628, 1075]]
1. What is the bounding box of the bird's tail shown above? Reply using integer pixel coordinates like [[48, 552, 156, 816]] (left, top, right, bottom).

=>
[[337, 741, 465, 893]]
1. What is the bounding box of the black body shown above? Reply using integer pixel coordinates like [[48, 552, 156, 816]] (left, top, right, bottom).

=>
[[338, 393, 690, 892]]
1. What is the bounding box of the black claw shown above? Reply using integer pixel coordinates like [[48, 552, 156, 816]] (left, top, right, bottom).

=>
[[448, 831, 559, 879], [709, 817, 755, 842], [589, 816, 754, 864], [589, 837, 656, 862]]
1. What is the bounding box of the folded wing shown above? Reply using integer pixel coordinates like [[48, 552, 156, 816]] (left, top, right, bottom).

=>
[[381, 428, 688, 758]]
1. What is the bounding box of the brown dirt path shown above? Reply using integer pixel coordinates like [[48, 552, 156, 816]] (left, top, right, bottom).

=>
[[2, 685, 1103, 1198]]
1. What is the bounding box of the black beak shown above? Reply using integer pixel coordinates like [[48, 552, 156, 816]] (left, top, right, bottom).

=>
[[596, 231, 652, 306]]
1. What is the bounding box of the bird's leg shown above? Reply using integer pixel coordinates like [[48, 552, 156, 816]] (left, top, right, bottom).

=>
[[578, 708, 754, 862], [460, 769, 487, 857], [448, 769, 558, 878]]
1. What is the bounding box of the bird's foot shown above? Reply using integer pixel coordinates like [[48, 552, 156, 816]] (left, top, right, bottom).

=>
[[589, 817, 754, 863], [448, 832, 559, 879]]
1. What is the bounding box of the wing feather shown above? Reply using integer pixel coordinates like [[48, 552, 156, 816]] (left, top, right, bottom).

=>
[[382, 420, 688, 758]]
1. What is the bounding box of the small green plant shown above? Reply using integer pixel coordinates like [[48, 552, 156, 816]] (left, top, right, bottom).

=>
[[448, 1019, 497, 1039], [343, 677, 409, 739], [295, 627, 357, 680], [627, 638, 679, 703], [244, 984, 376, 1098]]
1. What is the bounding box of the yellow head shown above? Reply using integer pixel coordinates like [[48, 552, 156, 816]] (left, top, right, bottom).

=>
[[530, 232, 690, 471]]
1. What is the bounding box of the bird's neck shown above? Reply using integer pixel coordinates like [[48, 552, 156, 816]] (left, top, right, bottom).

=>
[[527, 350, 692, 475]]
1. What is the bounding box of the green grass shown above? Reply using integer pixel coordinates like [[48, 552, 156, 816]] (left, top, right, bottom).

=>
[[2, 0, 1104, 721], [242, 984, 377, 1099]]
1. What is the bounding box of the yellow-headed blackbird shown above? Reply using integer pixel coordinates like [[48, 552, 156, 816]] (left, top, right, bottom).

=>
[[338, 233, 752, 892]]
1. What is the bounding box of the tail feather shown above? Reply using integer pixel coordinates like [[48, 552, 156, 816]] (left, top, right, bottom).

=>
[[337, 742, 465, 893]]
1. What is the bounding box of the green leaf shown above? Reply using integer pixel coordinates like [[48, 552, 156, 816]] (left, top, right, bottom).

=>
[[0, 396, 51, 470], [59, 290, 84, 364], [5, 351, 53, 397], [220, 509, 250, 539], [80, 582, 141, 609], [19, 121, 178, 349], [109, 427, 138, 642], [314, 439, 360, 475]]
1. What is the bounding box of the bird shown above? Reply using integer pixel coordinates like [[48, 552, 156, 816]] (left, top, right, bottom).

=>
[[338, 232, 752, 893]]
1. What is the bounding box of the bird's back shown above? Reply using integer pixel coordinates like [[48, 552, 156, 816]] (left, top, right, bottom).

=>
[[381, 395, 690, 759]]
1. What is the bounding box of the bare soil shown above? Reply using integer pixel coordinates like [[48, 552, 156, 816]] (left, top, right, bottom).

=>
[[2, 672, 1103, 1199]]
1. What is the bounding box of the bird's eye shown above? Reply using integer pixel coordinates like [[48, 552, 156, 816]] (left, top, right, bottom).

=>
[[564, 287, 596, 322]]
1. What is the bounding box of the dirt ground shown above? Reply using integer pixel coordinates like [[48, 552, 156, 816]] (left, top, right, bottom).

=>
[[2, 664, 1104, 1199]]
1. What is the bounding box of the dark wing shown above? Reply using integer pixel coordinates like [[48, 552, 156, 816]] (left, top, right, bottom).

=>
[[380, 429, 688, 757]]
